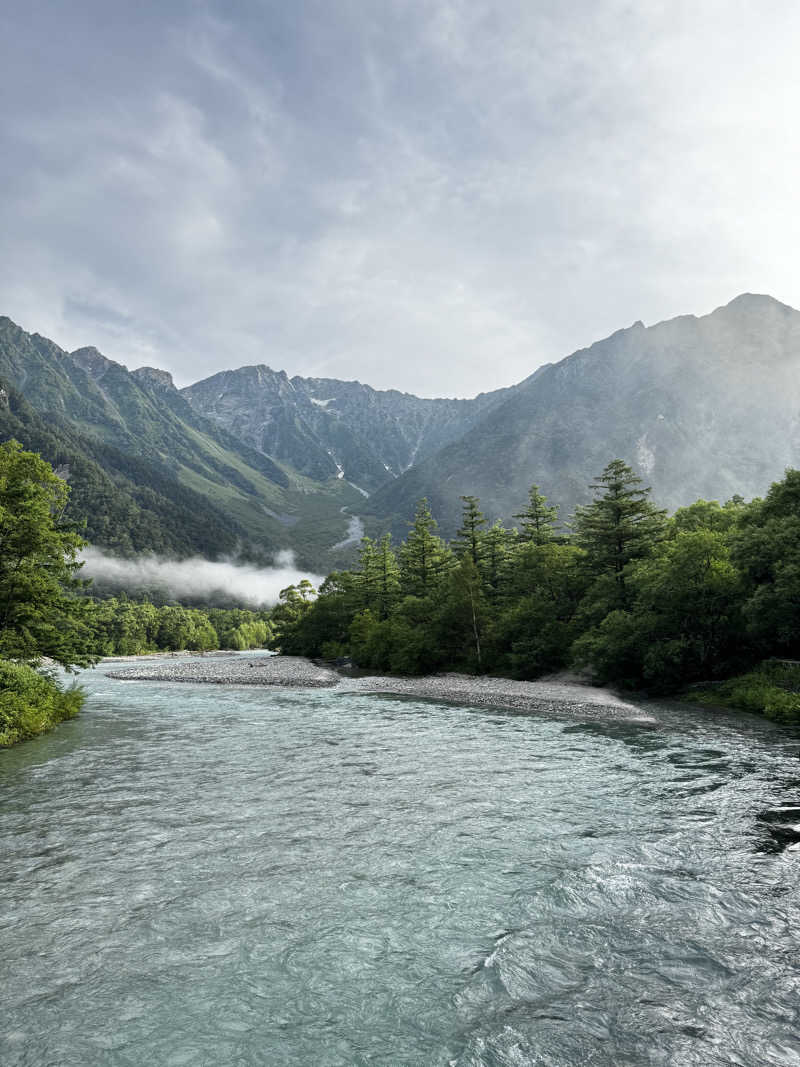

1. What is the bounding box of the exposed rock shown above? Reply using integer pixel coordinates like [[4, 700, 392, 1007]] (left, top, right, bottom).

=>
[[132, 366, 175, 390], [182, 366, 514, 492]]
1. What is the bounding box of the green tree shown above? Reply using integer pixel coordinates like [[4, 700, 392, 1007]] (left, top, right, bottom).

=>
[[514, 484, 559, 545], [398, 499, 453, 599], [496, 542, 587, 677], [270, 580, 317, 649], [453, 495, 486, 568], [435, 556, 487, 671], [0, 440, 94, 667], [573, 459, 666, 610], [355, 534, 400, 619], [572, 529, 745, 689], [732, 469, 800, 656], [482, 519, 511, 597], [670, 497, 745, 536]]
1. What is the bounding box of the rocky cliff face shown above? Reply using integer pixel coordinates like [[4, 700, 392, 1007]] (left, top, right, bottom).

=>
[[131, 366, 175, 390], [365, 294, 800, 535], [182, 369, 515, 493]]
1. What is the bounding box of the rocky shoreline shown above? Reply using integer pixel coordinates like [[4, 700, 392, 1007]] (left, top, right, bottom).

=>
[[106, 655, 339, 688], [106, 654, 657, 724]]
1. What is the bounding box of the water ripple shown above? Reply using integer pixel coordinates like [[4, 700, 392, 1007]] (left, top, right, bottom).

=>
[[2, 661, 800, 1065]]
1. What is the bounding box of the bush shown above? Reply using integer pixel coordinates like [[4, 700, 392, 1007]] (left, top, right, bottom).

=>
[[0, 660, 85, 746], [685, 661, 800, 723]]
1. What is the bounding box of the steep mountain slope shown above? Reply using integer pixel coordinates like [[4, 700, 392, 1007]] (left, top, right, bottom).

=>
[[182, 368, 515, 494], [0, 317, 362, 565], [366, 295, 800, 536], [0, 383, 246, 558]]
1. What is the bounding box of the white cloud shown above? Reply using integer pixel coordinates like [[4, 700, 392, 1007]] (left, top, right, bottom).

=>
[[80, 547, 322, 607], [2, 1, 800, 395]]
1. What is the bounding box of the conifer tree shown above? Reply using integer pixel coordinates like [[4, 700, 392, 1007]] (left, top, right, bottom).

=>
[[357, 534, 400, 619], [398, 498, 452, 598], [355, 536, 379, 609], [514, 484, 559, 544], [572, 459, 666, 608], [453, 495, 486, 568], [482, 519, 511, 596]]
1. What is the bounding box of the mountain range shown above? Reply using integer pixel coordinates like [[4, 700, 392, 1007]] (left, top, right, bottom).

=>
[[183, 368, 515, 494], [363, 293, 800, 536], [1, 293, 798, 570]]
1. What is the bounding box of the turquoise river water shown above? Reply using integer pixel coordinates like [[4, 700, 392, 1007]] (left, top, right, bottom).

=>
[[2, 656, 800, 1066]]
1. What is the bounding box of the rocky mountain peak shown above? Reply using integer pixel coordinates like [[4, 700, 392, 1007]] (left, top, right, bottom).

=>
[[69, 346, 124, 380], [132, 366, 175, 390]]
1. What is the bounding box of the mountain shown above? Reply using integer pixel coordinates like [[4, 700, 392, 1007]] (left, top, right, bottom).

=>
[[365, 294, 800, 536], [182, 368, 515, 494], [0, 317, 364, 567], [5, 293, 798, 569], [0, 383, 247, 558]]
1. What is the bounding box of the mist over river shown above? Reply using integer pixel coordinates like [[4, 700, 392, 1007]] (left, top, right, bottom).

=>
[[2, 656, 800, 1066]]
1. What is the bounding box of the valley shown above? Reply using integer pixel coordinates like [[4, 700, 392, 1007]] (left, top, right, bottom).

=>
[[3, 293, 798, 573]]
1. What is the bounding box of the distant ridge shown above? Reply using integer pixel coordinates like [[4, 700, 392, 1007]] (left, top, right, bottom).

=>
[[2, 294, 798, 564], [363, 294, 800, 535], [182, 367, 517, 493]]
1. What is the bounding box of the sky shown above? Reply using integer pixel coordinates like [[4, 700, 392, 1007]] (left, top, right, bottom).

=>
[[2, 1, 800, 397]]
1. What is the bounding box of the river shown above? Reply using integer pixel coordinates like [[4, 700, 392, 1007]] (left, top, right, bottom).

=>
[[2, 656, 799, 1066]]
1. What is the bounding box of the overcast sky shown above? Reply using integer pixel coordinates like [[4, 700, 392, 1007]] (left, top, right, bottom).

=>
[[2, 1, 799, 396]]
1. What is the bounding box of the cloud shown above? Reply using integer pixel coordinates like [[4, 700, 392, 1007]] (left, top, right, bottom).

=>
[[2, 1, 800, 396], [80, 546, 322, 607]]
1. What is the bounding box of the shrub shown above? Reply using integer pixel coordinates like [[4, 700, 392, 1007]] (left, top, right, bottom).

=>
[[0, 660, 85, 746], [685, 661, 800, 723]]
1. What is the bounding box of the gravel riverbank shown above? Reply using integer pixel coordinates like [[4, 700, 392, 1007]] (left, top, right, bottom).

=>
[[340, 672, 657, 724], [107, 655, 656, 723], [107, 655, 339, 687]]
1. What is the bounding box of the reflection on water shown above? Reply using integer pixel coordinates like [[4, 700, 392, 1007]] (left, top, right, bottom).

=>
[[1, 659, 800, 1066]]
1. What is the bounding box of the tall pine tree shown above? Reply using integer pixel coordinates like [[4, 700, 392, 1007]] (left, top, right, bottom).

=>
[[572, 459, 666, 608], [514, 484, 559, 545], [453, 495, 487, 568], [356, 533, 400, 619], [399, 499, 452, 598]]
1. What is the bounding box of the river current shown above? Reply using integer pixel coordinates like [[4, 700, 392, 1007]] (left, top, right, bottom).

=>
[[2, 657, 800, 1066]]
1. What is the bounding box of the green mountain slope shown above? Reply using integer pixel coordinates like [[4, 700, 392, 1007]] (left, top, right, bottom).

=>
[[0, 384, 246, 557], [0, 317, 361, 566]]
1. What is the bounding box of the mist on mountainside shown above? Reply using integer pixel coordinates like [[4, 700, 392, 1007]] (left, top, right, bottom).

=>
[[80, 547, 323, 608]]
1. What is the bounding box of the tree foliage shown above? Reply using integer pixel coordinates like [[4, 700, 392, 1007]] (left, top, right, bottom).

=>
[[0, 440, 95, 667], [514, 484, 559, 545], [398, 499, 453, 599], [271, 460, 800, 711]]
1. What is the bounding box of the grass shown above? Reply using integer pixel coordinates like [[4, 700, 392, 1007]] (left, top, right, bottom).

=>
[[684, 660, 800, 724]]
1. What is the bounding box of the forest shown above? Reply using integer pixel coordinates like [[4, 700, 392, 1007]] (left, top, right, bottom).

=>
[[272, 459, 800, 721]]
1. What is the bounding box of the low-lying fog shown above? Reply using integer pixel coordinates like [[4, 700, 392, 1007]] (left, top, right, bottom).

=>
[[80, 547, 324, 608]]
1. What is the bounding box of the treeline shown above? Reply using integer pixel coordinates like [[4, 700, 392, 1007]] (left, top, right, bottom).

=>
[[87, 596, 272, 656], [272, 460, 800, 719]]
